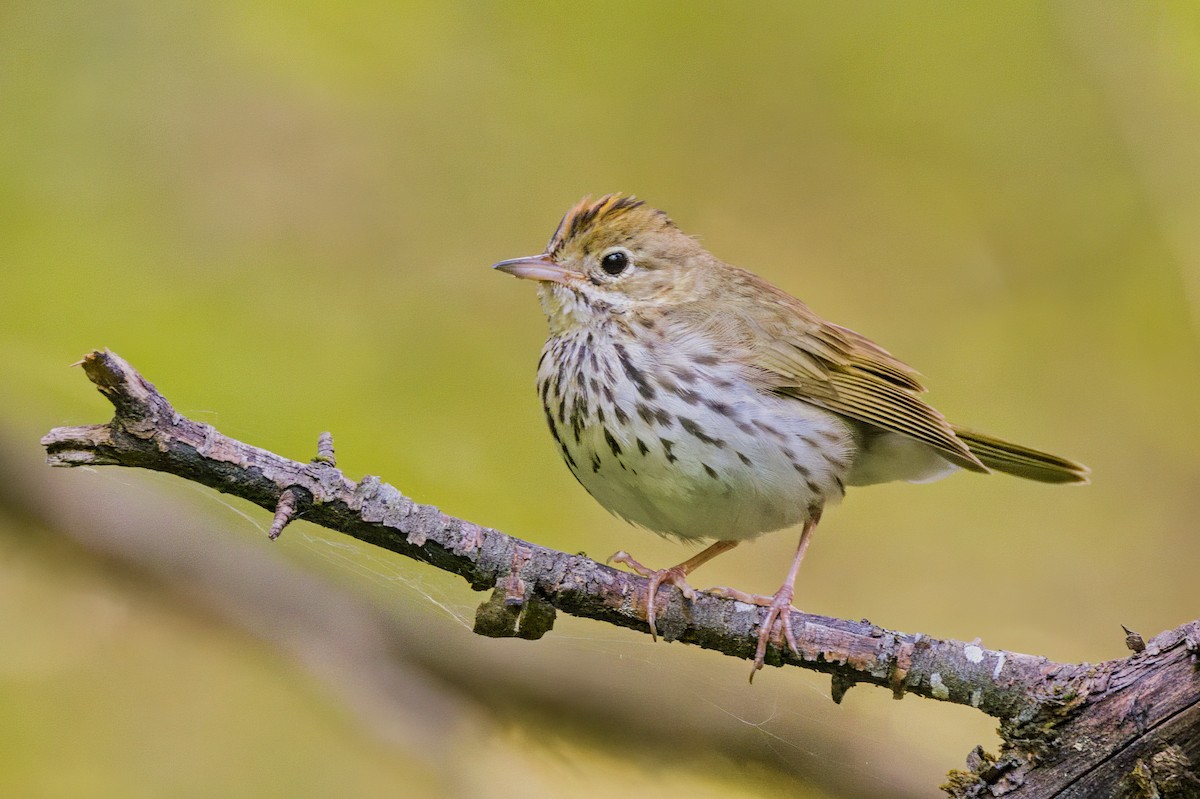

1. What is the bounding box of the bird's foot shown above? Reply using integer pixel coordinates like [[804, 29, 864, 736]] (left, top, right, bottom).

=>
[[707, 583, 801, 681], [608, 550, 696, 640]]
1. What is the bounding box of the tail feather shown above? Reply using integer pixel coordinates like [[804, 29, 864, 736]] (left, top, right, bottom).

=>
[[953, 427, 1090, 485]]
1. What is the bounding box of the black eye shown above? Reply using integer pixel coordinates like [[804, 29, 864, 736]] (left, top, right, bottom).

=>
[[600, 251, 629, 275]]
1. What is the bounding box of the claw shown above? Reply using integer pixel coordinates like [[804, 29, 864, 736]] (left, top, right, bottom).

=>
[[749, 584, 801, 682], [609, 550, 696, 640], [709, 583, 802, 681], [608, 549, 648, 574]]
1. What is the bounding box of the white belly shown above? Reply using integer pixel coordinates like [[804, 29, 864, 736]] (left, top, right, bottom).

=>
[[846, 430, 960, 486], [537, 329, 854, 541]]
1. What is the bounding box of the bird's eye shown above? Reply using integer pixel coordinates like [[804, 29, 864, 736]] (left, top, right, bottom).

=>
[[600, 251, 629, 276]]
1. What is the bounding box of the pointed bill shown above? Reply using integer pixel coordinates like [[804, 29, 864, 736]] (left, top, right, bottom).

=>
[[492, 255, 576, 284]]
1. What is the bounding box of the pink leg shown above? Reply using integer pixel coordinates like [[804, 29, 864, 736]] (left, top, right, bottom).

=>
[[708, 517, 818, 681], [610, 540, 739, 640]]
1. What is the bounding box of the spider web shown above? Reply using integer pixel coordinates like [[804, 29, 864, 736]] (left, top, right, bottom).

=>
[[81, 462, 994, 796]]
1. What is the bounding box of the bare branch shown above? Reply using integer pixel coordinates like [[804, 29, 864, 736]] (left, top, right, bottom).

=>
[[41, 350, 1200, 796]]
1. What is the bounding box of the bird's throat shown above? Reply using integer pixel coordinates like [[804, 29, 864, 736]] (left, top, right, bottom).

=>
[[537, 283, 607, 336]]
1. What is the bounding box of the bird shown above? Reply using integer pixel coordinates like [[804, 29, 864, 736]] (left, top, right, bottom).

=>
[[493, 193, 1089, 678]]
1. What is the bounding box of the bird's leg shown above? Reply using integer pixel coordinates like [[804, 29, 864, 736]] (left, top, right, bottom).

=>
[[609, 540, 739, 640], [707, 516, 819, 680]]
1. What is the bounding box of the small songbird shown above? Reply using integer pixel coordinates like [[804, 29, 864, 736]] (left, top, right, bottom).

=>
[[494, 194, 1088, 677]]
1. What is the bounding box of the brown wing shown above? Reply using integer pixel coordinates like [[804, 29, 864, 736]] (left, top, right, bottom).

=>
[[736, 276, 988, 473]]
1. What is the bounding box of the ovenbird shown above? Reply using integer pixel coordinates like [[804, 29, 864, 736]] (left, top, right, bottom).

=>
[[494, 194, 1088, 678]]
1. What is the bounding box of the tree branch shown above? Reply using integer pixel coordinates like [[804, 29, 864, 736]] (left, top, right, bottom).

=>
[[41, 350, 1200, 796]]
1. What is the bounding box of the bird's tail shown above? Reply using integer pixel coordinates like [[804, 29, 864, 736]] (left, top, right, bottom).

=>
[[953, 427, 1090, 485]]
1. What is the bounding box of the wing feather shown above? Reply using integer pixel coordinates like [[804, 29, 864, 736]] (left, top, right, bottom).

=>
[[733, 274, 986, 472]]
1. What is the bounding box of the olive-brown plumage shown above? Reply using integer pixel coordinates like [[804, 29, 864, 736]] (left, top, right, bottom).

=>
[[495, 194, 1088, 677]]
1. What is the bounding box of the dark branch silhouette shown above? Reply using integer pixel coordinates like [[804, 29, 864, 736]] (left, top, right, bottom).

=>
[[41, 350, 1200, 797]]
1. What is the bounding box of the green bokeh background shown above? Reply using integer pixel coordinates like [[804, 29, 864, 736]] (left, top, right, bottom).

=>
[[3, 2, 1199, 797]]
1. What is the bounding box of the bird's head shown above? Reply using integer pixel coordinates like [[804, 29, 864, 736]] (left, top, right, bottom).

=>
[[493, 194, 709, 334]]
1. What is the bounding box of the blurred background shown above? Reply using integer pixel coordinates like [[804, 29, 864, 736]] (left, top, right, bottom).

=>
[[3, 2, 1199, 797]]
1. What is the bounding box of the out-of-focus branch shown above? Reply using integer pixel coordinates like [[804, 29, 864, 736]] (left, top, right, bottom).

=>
[[41, 350, 1200, 797]]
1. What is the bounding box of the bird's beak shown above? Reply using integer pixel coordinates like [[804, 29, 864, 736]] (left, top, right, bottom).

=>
[[492, 254, 575, 285]]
